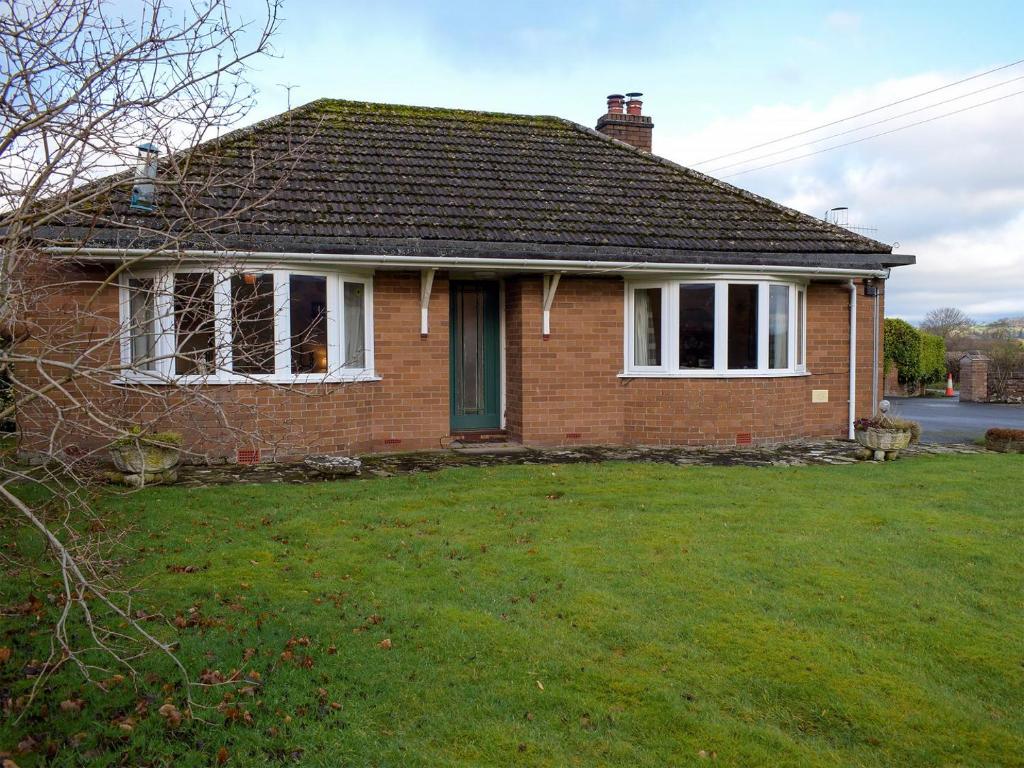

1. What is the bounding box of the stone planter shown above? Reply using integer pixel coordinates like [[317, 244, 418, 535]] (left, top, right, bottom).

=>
[[855, 427, 912, 461], [985, 436, 1024, 453], [304, 454, 362, 478], [109, 442, 181, 487]]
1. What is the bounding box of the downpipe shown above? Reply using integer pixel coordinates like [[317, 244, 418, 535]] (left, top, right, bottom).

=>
[[848, 280, 857, 439]]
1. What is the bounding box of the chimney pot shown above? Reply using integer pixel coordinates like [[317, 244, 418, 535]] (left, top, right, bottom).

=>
[[606, 93, 625, 114], [625, 92, 643, 116], [130, 142, 160, 212]]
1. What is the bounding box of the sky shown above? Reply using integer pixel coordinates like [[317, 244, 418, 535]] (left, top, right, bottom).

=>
[[227, 0, 1024, 323]]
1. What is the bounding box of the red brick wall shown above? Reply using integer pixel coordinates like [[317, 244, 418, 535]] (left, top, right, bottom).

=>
[[505, 275, 882, 447], [15, 265, 883, 461], [959, 357, 988, 402]]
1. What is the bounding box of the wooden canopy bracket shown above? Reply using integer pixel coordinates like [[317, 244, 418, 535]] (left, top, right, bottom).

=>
[[542, 273, 561, 339], [420, 268, 436, 337]]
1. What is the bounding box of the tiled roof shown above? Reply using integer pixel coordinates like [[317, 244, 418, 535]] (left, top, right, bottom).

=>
[[39, 99, 911, 269]]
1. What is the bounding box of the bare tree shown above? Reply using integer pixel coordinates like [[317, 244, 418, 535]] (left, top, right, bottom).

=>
[[0, 0, 323, 715], [920, 306, 974, 341]]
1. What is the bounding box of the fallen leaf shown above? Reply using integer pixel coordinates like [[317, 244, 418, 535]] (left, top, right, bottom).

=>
[[242, 648, 257, 662], [535, 680, 544, 691], [217, 746, 230, 764], [329, 701, 342, 710], [378, 638, 392, 650], [0, 648, 11, 664], [326, 645, 337, 655], [200, 669, 226, 685], [3, 759, 21, 768], [158, 703, 182, 728], [59, 699, 84, 713], [166, 564, 202, 573], [249, 560, 258, 566]]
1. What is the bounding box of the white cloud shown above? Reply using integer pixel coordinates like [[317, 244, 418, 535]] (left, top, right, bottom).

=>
[[657, 71, 1024, 323], [825, 11, 862, 33]]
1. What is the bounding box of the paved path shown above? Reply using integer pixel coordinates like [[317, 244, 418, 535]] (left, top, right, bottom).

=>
[[889, 396, 1024, 444]]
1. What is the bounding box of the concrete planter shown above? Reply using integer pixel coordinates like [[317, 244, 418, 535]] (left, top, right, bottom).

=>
[[855, 427, 912, 461], [985, 436, 1024, 453], [109, 442, 181, 487]]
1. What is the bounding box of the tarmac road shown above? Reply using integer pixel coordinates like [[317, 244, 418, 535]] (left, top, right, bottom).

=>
[[888, 396, 1024, 444]]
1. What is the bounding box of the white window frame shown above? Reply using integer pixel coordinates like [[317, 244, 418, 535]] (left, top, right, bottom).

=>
[[621, 276, 809, 378], [625, 282, 670, 374], [117, 266, 377, 384]]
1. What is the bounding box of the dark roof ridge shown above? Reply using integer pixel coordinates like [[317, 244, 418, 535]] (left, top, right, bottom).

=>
[[554, 117, 894, 254]]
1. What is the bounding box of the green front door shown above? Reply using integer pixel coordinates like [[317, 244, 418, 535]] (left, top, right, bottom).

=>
[[450, 281, 501, 432]]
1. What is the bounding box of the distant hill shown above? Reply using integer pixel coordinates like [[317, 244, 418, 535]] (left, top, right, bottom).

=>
[[967, 317, 1024, 339]]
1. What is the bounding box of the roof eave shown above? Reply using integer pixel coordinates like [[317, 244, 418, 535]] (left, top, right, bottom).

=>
[[46, 244, 907, 278]]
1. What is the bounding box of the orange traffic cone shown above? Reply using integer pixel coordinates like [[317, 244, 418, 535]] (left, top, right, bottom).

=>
[[945, 373, 955, 397]]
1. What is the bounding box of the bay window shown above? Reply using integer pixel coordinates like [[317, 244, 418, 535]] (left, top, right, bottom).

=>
[[624, 278, 807, 377], [119, 268, 374, 382]]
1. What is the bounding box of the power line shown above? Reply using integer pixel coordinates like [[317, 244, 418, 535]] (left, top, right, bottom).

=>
[[691, 56, 1024, 166], [721, 86, 1024, 179], [707, 72, 1024, 174]]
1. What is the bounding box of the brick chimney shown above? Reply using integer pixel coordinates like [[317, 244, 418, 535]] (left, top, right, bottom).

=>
[[596, 92, 653, 152]]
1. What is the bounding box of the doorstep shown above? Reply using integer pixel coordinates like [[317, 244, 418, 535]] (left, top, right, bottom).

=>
[[449, 441, 529, 455]]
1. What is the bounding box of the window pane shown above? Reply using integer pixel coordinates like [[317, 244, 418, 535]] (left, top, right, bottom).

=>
[[344, 282, 366, 368], [174, 273, 215, 375], [290, 275, 328, 373], [727, 283, 758, 369], [796, 290, 805, 367], [769, 284, 790, 369], [679, 284, 715, 369], [633, 288, 662, 366], [231, 273, 276, 374], [128, 278, 156, 371]]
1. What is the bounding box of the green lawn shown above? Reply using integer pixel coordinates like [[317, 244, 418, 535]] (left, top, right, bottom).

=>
[[2, 455, 1023, 766]]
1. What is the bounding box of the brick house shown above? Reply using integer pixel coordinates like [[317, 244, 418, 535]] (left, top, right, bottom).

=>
[[19, 95, 913, 461]]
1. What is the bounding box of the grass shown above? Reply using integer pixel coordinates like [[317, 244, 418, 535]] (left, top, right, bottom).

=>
[[2, 454, 1024, 766]]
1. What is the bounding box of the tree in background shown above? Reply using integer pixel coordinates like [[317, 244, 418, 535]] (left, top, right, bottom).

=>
[[920, 307, 974, 341]]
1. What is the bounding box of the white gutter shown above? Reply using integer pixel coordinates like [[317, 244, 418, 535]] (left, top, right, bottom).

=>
[[45, 247, 894, 279], [848, 279, 858, 439]]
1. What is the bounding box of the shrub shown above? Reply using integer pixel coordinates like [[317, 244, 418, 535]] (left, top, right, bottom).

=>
[[985, 428, 1024, 441], [919, 333, 946, 385], [883, 319, 947, 389], [112, 426, 183, 448], [884, 318, 920, 382]]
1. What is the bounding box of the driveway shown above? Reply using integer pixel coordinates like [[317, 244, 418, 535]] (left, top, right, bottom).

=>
[[888, 396, 1024, 444]]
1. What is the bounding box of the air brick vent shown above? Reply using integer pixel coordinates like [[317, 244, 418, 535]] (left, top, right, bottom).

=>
[[236, 448, 261, 465], [736, 433, 753, 445]]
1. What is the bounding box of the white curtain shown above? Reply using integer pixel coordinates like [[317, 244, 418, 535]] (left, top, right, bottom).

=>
[[344, 283, 365, 368], [634, 289, 658, 366]]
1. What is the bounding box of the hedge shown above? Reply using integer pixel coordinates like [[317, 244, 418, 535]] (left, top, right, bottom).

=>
[[884, 318, 947, 386]]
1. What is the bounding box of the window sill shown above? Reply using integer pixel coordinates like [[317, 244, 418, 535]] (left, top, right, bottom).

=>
[[114, 372, 382, 386], [618, 370, 811, 379]]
